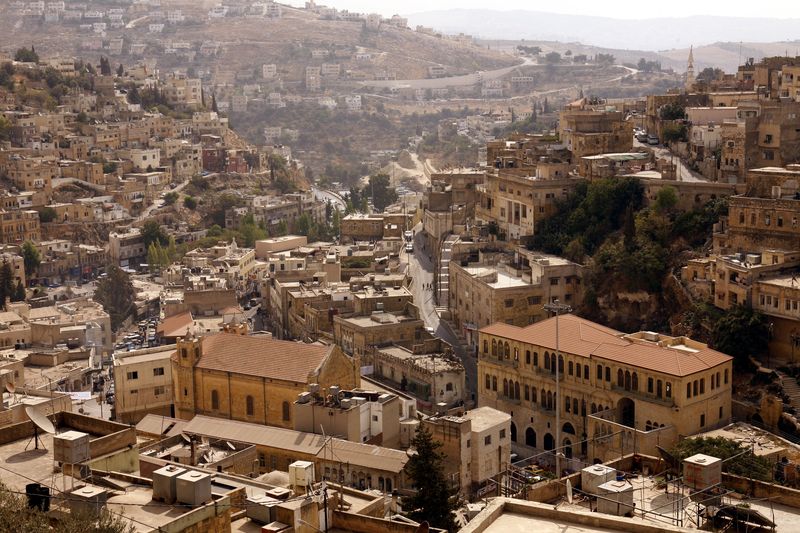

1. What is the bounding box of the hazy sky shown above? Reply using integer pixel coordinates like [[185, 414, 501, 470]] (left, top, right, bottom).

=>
[[285, 0, 800, 19]]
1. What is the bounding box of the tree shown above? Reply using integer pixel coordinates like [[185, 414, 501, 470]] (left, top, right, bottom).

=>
[[94, 265, 137, 331], [21, 241, 40, 278], [544, 51, 561, 64], [0, 481, 135, 532], [141, 219, 168, 248], [367, 173, 398, 212], [183, 195, 197, 210], [163, 191, 179, 205], [14, 47, 38, 63], [697, 67, 724, 82], [654, 186, 678, 214], [0, 261, 14, 308], [0, 115, 11, 142], [659, 102, 686, 121], [12, 280, 25, 302], [37, 207, 57, 223], [662, 123, 688, 143], [116, 63, 124, 77], [711, 305, 769, 366], [402, 425, 458, 532]]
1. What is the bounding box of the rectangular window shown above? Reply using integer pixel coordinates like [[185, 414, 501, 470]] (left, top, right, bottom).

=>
[[153, 367, 165, 377], [597, 365, 603, 380], [484, 435, 492, 446], [499, 429, 506, 439], [719, 406, 724, 419], [130, 389, 138, 395], [126, 371, 138, 380], [700, 414, 706, 427], [549, 277, 559, 286], [154, 386, 165, 396], [504, 299, 514, 308], [648, 377, 654, 393]]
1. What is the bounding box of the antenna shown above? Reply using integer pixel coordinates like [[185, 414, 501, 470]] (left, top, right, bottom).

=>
[[25, 407, 55, 451]]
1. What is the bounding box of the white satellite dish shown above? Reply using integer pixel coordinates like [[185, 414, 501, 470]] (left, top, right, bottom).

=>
[[26, 407, 55, 434], [5, 382, 15, 394], [566, 479, 573, 504]]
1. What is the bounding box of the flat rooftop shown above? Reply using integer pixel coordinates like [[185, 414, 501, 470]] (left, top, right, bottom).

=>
[[464, 266, 529, 288]]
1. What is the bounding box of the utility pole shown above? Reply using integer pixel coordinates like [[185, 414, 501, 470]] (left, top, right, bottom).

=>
[[544, 299, 571, 479]]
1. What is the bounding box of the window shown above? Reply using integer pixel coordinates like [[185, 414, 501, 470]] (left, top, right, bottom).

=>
[[211, 389, 219, 410], [693, 380, 699, 396], [126, 371, 139, 380], [492, 377, 497, 391], [700, 378, 705, 394], [282, 401, 291, 421], [568, 361, 573, 376], [597, 364, 603, 380], [700, 414, 705, 427], [648, 377, 654, 393], [666, 382, 672, 398], [504, 343, 510, 359], [153, 367, 165, 377], [549, 277, 559, 286], [657, 380, 663, 398], [565, 396, 571, 413], [504, 299, 514, 308], [484, 435, 492, 446], [500, 429, 506, 439], [724, 369, 729, 384], [246, 395, 255, 416], [524, 385, 530, 401], [513, 348, 519, 361], [130, 389, 138, 395], [483, 340, 488, 354], [719, 406, 724, 419], [154, 386, 165, 396], [687, 383, 692, 399], [617, 369, 624, 387], [525, 350, 531, 364], [446, 382, 453, 391], [605, 367, 611, 382], [533, 352, 539, 366], [485, 375, 491, 389]]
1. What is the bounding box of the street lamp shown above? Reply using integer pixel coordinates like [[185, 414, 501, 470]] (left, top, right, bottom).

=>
[[543, 299, 571, 478]]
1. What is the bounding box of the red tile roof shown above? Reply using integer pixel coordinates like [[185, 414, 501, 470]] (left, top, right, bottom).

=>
[[194, 332, 331, 383], [480, 314, 731, 377], [157, 310, 194, 338]]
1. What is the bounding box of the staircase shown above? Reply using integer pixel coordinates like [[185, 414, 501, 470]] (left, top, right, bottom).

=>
[[778, 371, 800, 410]]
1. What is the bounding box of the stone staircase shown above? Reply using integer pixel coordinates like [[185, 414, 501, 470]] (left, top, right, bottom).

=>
[[778, 371, 800, 410]]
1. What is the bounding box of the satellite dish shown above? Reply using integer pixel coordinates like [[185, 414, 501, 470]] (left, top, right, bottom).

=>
[[566, 479, 573, 504], [5, 382, 15, 394], [25, 407, 56, 435]]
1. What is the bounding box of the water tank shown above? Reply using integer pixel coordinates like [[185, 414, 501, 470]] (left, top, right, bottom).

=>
[[289, 460, 315, 491], [328, 386, 340, 398], [580, 464, 616, 495], [152, 465, 186, 503], [596, 479, 634, 516], [68, 486, 108, 516], [246, 495, 280, 524], [175, 470, 212, 506], [296, 392, 312, 404], [54, 431, 91, 464], [683, 453, 722, 490]]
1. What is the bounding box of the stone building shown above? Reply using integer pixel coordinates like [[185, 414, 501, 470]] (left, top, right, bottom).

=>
[[171, 329, 360, 429], [558, 105, 633, 159], [113, 346, 174, 423], [448, 249, 584, 347], [478, 314, 732, 465]]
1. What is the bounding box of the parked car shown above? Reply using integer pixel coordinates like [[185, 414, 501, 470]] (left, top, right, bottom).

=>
[[635, 131, 649, 143], [647, 134, 660, 145], [405, 242, 413, 253]]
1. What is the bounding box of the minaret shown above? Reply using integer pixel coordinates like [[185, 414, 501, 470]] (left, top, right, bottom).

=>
[[686, 45, 695, 92]]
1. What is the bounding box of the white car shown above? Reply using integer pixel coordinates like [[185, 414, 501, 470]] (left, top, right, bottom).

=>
[[405, 243, 413, 253]]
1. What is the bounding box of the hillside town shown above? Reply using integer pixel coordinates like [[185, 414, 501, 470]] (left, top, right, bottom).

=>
[[4, 2, 800, 533]]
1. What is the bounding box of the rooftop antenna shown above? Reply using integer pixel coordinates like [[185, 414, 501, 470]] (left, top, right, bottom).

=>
[[25, 407, 56, 451]]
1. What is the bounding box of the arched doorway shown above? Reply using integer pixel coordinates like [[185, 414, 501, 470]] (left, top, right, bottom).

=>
[[562, 422, 576, 435], [525, 427, 536, 447], [544, 433, 554, 451], [563, 438, 573, 459], [618, 397, 635, 428], [510, 422, 517, 442]]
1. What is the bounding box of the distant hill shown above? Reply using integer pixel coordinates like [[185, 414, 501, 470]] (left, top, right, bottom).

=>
[[406, 9, 800, 53]]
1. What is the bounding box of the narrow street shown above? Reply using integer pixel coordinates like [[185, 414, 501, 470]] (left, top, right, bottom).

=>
[[405, 224, 478, 404], [634, 139, 707, 182]]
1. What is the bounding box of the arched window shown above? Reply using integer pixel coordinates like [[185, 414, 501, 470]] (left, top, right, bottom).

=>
[[246, 395, 254, 416], [504, 342, 510, 359], [558, 355, 564, 373], [525, 350, 531, 364], [597, 364, 603, 380], [282, 401, 291, 421], [716, 372, 721, 388], [540, 389, 546, 407], [591, 403, 597, 414], [710, 375, 715, 390], [533, 352, 539, 366], [573, 398, 579, 414], [645, 420, 652, 431], [211, 389, 219, 410], [657, 380, 663, 398], [584, 365, 589, 379], [687, 382, 692, 398], [525, 427, 536, 447], [524, 385, 530, 401], [568, 361, 573, 376], [605, 367, 611, 382], [514, 347, 519, 361], [724, 369, 729, 384], [514, 381, 520, 400], [492, 376, 497, 391], [547, 391, 553, 409], [503, 379, 509, 397], [492, 340, 497, 356], [617, 369, 624, 387], [485, 374, 491, 389], [544, 352, 550, 370], [483, 340, 488, 354], [632, 372, 638, 391], [531, 388, 537, 403], [581, 400, 586, 416], [625, 370, 632, 391]]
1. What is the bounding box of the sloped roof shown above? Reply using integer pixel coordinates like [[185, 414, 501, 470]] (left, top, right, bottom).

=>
[[195, 332, 330, 383], [480, 314, 731, 377], [182, 415, 327, 455], [157, 310, 193, 338]]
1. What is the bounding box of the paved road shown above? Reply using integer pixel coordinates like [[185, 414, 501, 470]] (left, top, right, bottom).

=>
[[137, 177, 192, 222], [359, 57, 534, 90], [406, 225, 478, 403], [634, 139, 706, 182], [312, 186, 346, 212]]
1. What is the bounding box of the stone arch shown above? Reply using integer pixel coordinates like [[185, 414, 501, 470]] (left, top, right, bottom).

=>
[[544, 433, 555, 451], [617, 397, 635, 428], [510, 421, 517, 442], [526, 427, 537, 447], [562, 422, 576, 435]]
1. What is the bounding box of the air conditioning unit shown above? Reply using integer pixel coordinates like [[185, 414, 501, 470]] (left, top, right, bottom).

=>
[[289, 460, 315, 491], [296, 392, 312, 404]]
